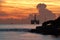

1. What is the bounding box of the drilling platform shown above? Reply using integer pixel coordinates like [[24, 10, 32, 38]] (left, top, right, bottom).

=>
[[31, 14, 39, 24]]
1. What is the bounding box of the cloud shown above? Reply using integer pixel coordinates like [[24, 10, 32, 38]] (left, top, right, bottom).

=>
[[0, 0, 4, 3], [37, 3, 56, 23], [0, 11, 8, 16]]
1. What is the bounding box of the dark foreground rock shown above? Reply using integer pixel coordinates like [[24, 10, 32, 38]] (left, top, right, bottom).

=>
[[30, 17, 60, 35]]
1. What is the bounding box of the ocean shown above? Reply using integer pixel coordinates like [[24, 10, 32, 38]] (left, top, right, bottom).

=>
[[0, 24, 60, 40]]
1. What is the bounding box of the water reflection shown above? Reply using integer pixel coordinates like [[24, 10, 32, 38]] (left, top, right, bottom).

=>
[[0, 24, 60, 40], [0, 32, 60, 40]]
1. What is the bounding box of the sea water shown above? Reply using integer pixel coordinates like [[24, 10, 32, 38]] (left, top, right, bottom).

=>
[[0, 24, 60, 40]]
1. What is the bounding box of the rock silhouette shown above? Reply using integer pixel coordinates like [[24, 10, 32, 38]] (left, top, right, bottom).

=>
[[42, 17, 60, 28], [30, 16, 60, 35], [37, 3, 56, 23]]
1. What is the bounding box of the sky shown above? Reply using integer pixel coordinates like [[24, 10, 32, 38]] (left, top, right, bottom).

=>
[[0, 0, 60, 19]]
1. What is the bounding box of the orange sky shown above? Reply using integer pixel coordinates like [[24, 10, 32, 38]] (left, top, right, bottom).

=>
[[0, 0, 60, 19]]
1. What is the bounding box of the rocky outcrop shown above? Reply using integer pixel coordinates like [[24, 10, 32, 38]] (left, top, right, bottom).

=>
[[30, 17, 60, 35]]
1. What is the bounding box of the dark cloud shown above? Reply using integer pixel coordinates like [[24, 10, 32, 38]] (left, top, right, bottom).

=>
[[37, 3, 56, 23]]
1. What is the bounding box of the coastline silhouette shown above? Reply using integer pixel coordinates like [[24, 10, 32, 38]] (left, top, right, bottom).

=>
[[29, 3, 60, 35], [30, 16, 60, 35], [37, 3, 56, 23]]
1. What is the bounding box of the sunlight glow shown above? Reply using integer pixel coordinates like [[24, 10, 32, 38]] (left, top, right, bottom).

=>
[[0, 0, 60, 19], [2, 0, 60, 8]]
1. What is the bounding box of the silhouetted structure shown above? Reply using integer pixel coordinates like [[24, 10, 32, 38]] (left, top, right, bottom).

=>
[[31, 14, 39, 24]]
